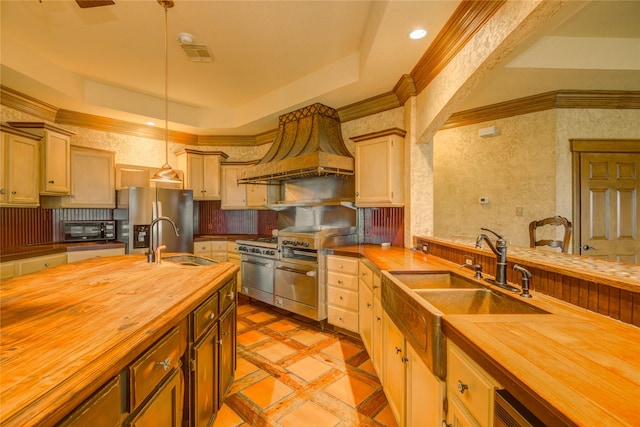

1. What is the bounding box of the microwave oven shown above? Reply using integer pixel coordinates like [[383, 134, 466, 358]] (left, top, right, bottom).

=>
[[63, 221, 116, 242]]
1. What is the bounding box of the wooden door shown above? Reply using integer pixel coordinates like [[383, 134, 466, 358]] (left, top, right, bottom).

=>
[[579, 152, 640, 262]]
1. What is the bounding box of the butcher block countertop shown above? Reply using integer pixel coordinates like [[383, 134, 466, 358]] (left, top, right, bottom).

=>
[[325, 245, 640, 427], [0, 254, 238, 426]]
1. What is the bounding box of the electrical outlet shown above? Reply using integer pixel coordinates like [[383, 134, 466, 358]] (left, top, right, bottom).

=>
[[421, 243, 429, 254], [464, 255, 475, 266]]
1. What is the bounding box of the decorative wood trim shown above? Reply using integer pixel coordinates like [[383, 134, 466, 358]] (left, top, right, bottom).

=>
[[175, 148, 229, 159], [337, 92, 401, 123], [393, 74, 417, 106], [410, 0, 506, 94], [5, 121, 75, 136], [442, 90, 640, 129], [0, 85, 58, 122], [350, 127, 407, 143], [254, 129, 277, 146], [197, 134, 258, 147]]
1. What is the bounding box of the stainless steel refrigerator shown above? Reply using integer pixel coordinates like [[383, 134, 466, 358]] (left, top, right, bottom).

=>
[[115, 187, 194, 255]]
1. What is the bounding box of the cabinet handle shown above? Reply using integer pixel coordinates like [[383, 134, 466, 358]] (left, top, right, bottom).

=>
[[367, 303, 372, 308], [361, 272, 367, 277], [376, 316, 381, 321], [373, 285, 379, 289], [402, 356, 408, 363], [395, 346, 402, 354], [221, 331, 228, 336], [339, 316, 344, 321], [11, 191, 17, 195], [339, 264, 343, 269], [48, 180, 54, 184], [156, 357, 171, 371], [227, 291, 235, 300], [355, 192, 359, 196], [0, 189, 5, 195], [208, 312, 215, 320], [457, 380, 469, 394], [44, 263, 50, 268]]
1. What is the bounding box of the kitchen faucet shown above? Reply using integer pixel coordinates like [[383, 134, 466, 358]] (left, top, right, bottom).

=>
[[147, 216, 180, 263], [475, 228, 519, 292]]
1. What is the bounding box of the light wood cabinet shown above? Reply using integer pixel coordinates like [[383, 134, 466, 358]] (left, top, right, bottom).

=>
[[406, 344, 445, 427], [358, 259, 382, 374], [382, 311, 406, 427], [194, 239, 228, 262], [176, 150, 227, 201], [352, 128, 405, 207], [8, 122, 74, 195], [446, 341, 501, 427], [17, 253, 67, 276], [0, 126, 40, 207], [67, 248, 125, 263], [326, 255, 359, 333], [126, 367, 184, 427], [0, 261, 17, 281], [227, 241, 242, 291], [42, 146, 116, 208], [115, 163, 183, 189], [221, 162, 274, 209]]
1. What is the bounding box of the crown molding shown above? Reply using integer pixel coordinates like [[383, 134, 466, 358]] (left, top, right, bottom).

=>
[[0, 85, 58, 122], [338, 92, 402, 123], [441, 90, 640, 129]]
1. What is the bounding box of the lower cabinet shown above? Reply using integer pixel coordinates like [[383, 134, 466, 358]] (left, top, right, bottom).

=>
[[67, 248, 125, 263], [127, 367, 184, 427], [326, 255, 359, 333], [382, 311, 407, 427], [59, 376, 122, 427], [17, 253, 67, 276], [358, 259, 382, 375]]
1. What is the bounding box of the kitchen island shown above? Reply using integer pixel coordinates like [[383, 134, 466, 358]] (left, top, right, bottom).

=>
[[0, 254, 238, 426], [325, 244, 640, 426]]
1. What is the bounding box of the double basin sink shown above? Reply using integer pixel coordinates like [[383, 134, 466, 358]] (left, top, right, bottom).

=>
[[381, 269, 547, 379], [161, 254, 219, 266]]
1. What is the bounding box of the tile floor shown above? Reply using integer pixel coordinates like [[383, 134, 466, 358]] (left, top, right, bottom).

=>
[[213, 298, 399, 427]]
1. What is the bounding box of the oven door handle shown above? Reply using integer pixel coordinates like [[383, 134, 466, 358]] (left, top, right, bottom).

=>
[[276, 266, 317, 277], [244, 260, 273, 268]]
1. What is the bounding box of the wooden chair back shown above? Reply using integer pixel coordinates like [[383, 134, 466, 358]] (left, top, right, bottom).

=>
[[529, 215, 572, 253]]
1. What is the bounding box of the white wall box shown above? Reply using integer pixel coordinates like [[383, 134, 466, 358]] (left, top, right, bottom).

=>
[[351, 128, 406, 207]]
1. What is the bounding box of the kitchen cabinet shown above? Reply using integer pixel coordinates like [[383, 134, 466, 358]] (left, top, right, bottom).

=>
[[42, 146, 116, 208], [0, 261, 17, 281], [126, 366, 184, 427], [352, 128, 405, 207], [7, 122, 74, 195], [67, 248, 126, 263], [446, 341, 501, 427], [115, 163, 183, 189], [358, 259, 382, 374], [0, 125, 40, 207], [382, 311, 406, 427], [218, 289, 236, 405], [194, 239, 228, 262], [221, 162, 274, 209], [176, 149, 228, 201], [326, 255, 359, 333], [17, 253, 67, 276], [227, 241, 242, 291], [58, 376, 122, 427]]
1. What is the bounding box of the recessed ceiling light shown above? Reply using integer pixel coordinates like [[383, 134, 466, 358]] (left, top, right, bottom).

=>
[[146, 121, 156, 126], [409, 28, 427, 40]]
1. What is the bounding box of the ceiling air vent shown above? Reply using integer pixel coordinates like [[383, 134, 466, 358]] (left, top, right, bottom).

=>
[[181, 44, 214, 62]]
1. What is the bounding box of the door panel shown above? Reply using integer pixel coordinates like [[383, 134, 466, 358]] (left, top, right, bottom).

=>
[[580, 153, 639, 262]]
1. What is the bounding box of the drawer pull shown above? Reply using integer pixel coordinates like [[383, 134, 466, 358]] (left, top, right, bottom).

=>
[[44, 263, 50, 268], [48, 180, 55, 184], [402, 356, 408, 363], [457, 380, 468, 394], [339, 264, 344, 269], [156, 357, 171, 372], [395, 347, 402, 354], [367, 303, 372, 308], [373, 285, 379, 289], [337, 279, 344, 284], [376, 316, 381, 321], [339, 296, 344, 300], [208, 312, 215, 320], [227, 291, 235, 300]]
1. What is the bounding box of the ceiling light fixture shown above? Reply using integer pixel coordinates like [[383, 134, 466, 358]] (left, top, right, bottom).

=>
[[151, 0, 183, 184], [409, 28, 427, 40]]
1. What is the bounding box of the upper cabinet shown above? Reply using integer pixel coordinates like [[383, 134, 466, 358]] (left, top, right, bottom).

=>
[[42, 146, 116, 208], [7, 122, 74, 195], [221, 162, 275, 209], [176, 149, 228, 201], [0, 125, 41, 207], [115, 163, 183, 189], [351, 128, 406, 207]]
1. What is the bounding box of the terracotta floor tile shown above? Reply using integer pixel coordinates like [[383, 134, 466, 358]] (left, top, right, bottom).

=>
[[286, 356, 332, 383], [290, 330, 326, 347], [236, 304, 255, 315], [256, 341, 297, 362], [278, 401, 340, 427], [237, 330, 269, 347], [240, 376, 294, 409], [321, 340, 363, 361], [374, 404, 399, 427], [267, 318, 299, 332], [212, 403, 244, 427], [324, 375, 377, 407], [358, 358, 377, 376], [235, 357, 259, 379], [246, 311, 277, 323]]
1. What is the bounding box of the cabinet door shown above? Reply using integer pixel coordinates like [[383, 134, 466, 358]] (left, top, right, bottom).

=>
[[359, 279, 374, 356], [190, 323, 219, 427], [127, 367, 184, 427], [186, 153, 206, 199], [218, 304, 236, 408], [18, 253, 67, 276], [382, 312, 405, 427], [406, 344, 445, 427], [246, 183, 268, 208], [372, 296, 383, 376], [356, 138, 391, 204], [448, 395, 480, 427], [6, 133, 39, 205], [221, 165, 246, 209], [202, 154, 222, 200], [42, 131, 71, 194], [59, 376, 121, 427], [68, 147, 115, 208]]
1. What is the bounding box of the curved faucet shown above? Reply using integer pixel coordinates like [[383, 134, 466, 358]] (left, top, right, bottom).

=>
[[475, 228, 517, 291], [147, 216, 180, 263]]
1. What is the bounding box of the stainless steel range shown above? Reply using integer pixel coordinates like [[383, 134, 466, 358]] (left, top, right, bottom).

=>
[[275, 226, 356, 322], [237, 237, 279, 305]]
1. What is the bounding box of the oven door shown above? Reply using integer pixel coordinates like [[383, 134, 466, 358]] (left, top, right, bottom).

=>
[[240, 255, 275, 304], [275, 260, 318, 319]]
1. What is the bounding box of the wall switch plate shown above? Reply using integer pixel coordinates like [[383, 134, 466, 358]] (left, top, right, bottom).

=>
[[464, 255, 475, 266], [479, 196, 489, 204]]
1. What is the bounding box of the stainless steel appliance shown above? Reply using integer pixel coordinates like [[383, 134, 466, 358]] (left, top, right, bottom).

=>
[[494, 389, 545, 427], [115, 187, 193, 254], [63, 221, 115, 242], [276, 226, 356, 322], [237, 237, 279, 305]]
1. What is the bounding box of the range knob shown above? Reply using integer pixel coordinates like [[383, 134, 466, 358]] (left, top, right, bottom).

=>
[[304, 242, 310, 248], [267, 250, 275, 256]]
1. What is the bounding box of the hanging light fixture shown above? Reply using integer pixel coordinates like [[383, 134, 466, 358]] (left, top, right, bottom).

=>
[[151, 0, 182, 184]]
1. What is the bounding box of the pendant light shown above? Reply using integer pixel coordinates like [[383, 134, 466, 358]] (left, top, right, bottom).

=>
[[151, 0, 182, 184]]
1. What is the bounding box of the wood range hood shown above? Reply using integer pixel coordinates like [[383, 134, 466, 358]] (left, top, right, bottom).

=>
[[238, 103, 354, 184]]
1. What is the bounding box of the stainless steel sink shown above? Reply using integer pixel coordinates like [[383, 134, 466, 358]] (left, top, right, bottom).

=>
[[389, 271, 483, 289], [161, 255, 218, 266], [414, 289, 548, 315]]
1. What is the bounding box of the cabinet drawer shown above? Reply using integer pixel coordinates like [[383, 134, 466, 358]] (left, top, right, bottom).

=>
[[192, 293, 219, 341], [327, 256, 358, 275], [327, 271, 359, 291], [0, 262, 16, 280], [129, 325, 184, 411], [59, 376, 121, 427], [227, 241, 238, 253], [194, 241, 213, 254], [359, 261, 373, 287], [211, 240, 227, 251], [447, 342, 500, 427], [18, 253, 67, 276], [328, 306, 358, 333], [328, 287, 358, 310], [219, 280, 236, 315]]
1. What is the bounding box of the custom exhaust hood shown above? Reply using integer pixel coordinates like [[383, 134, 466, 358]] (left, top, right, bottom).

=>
[[238, 103, 354, 184]]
